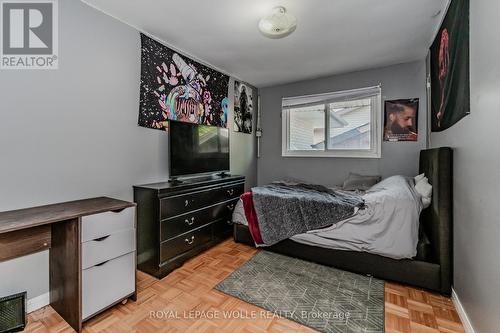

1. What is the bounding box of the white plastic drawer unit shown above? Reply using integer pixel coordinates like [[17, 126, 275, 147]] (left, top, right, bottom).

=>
[[80, 206, 136, 321], [81, 229, 136, 270], [81, 207, 135, 243], [82, 252, 135, 320]]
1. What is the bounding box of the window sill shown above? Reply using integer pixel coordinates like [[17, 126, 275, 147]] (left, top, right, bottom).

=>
[[281, 150, 381, 159]]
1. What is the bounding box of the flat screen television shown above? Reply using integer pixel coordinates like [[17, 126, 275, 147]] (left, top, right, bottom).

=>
[[169, 121, 230, 177]]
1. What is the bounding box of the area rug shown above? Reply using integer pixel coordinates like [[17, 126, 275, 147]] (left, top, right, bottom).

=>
[[215, 251, 384, 333]]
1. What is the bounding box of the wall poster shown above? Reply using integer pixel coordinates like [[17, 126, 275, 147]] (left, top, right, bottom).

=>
[[233, 81, 254, 134], [430, 0, 470, 132], [139, 34, 230, 130], [384, 99, 419, 142]]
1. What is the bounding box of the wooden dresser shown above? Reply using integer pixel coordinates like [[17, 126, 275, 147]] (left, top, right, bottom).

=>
[[134, 175, 245, 278], [0, 197, 136, 332]]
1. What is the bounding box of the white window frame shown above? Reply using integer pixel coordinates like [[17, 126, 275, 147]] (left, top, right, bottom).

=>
[[281, 86, 382, 158]]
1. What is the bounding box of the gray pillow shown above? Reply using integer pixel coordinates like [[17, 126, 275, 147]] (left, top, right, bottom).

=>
[[342, 173, 382, 191]]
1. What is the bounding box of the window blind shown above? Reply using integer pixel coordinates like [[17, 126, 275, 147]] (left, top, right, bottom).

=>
[[282, 85, 381, 110]]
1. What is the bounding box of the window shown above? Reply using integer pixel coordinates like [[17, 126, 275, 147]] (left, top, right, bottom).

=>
[[282, 86, 382, 158]]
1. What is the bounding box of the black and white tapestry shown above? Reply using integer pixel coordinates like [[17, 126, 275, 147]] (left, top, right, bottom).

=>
[[233, 81, 253, 134], [139, 34, 230, 130], [430, 0, 470, 132]]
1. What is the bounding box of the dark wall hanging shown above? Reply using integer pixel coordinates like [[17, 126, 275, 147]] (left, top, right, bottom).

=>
[[233, 81, 254, 134], [139, 34, 230, 130], [384, 99, 419, 142], [430, 0, 470, 132]]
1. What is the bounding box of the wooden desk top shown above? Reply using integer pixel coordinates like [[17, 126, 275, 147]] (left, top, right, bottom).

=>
[[0, 197, 136, 234]]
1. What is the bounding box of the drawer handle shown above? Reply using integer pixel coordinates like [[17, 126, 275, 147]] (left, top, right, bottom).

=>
[[93, 235, 110, 242], [227, 220, 232, 225], [184, 199, 189, 207], [95, 260, 109, 267], [185, 236, 195, 245], [185, 217, 195, 226], [227, 204, 235, 210], [227, 189, 234, 196]]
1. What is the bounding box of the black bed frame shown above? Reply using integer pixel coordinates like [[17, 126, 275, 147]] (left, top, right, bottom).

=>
[[234, 147, 453, 295]]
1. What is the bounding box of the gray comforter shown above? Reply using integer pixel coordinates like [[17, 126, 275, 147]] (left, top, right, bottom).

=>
[[291, 175, 423, 259], [252, 182, 365, 246]]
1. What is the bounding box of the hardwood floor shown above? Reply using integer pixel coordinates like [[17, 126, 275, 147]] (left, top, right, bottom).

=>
[[25, 240, 465, 333]]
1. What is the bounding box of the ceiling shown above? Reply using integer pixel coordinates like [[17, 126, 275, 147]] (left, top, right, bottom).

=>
[[81, 0, 449, 88]]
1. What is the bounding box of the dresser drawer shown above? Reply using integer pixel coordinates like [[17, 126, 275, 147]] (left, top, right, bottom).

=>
[[82, 252, 135, 320], [82, 229, 136, 270], [160, 183, 244, 219], [222, 183, 245, 200], [81, 207, 135, 243], [161, 200, 237, 241], [160, 189, 219, 219], [160, 224, 212, 263], [213, 218, 233, 241]]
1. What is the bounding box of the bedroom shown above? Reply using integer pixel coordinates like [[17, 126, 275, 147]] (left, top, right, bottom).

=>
[[0, 0, 497, 332]]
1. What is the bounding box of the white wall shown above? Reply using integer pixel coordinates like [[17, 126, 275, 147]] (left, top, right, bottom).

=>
[[430, 1, 500, 331], [0, 0, 256, 305], [258, 61, 427, 186]]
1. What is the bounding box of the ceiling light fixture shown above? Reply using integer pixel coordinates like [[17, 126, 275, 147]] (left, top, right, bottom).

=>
[[258, 6, 297, 39]]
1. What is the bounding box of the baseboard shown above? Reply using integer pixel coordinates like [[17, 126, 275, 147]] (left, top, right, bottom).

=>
[[451, 288, 475, 333], [27, 292, 49, 313]]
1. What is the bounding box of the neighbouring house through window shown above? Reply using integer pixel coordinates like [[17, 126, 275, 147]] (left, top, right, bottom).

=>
[[282, 86, 382, 158]]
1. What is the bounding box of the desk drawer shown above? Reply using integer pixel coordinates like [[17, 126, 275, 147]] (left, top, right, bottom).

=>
[[160, 224, 212, 263], [82, 229, 136, 270], [161, 200, 236, 241], [81, 207, 135, 243], [82, 252, 135, 320], [160, 183, 244, 219], [0, 225, 51, 262]]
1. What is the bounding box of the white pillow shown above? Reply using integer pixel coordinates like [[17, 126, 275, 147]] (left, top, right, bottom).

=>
[[415, 177, 432, 208], [414, 173, 426, 184], [422, 197, 432, 208]]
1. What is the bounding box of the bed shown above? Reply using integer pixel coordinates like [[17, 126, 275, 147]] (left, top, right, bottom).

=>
[[233, 147, 453, 295]]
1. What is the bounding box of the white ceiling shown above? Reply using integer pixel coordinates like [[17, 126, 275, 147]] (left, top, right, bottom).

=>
[[82, 0, 448, 88]]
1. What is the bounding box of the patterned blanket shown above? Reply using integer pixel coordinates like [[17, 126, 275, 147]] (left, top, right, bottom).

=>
[[246, 182, 365, 246]]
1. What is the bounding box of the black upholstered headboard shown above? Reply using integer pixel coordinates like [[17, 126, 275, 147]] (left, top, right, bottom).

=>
[[419, 147, 453, 293]]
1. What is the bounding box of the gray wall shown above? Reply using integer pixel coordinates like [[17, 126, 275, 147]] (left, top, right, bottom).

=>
[[0, 0, 256, 304], [228, 78, 258, 189], [258, 61, 427, 186], [430, 1, 500, 331], [0, 0, 161, 302]]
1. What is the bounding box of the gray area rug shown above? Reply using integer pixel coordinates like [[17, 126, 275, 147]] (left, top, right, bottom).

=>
[[215, 251, 384, 333]]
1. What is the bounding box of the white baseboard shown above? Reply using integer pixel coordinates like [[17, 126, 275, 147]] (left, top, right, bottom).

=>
[[27, 292, 49, 313], [451, 288, 475, 333]]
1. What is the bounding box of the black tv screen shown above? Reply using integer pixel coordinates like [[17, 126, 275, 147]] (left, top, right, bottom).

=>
[[169, 121, 230, 177]]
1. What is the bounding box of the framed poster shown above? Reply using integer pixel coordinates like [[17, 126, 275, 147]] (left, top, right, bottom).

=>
[[139, 34, 230, 130], [384, 99, 419, 142], [430, 0, 470, 132], [234, 81, 254, 134]]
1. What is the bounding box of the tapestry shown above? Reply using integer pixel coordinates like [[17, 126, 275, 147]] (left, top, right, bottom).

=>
[[384, 99, 419, 142], [139, 34, 230, 130], [233, 81, 254, 134], [430, 0, 470, 132]]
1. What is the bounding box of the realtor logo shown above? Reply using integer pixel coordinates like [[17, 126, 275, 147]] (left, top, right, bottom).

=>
[[1, 0, 58, 69]]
